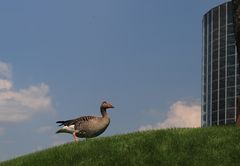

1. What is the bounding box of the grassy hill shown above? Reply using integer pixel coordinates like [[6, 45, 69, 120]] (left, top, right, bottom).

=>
[[1, 126, 240, 166]]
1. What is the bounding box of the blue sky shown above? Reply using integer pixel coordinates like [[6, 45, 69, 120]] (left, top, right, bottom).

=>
[[0, 0, 226, 161]]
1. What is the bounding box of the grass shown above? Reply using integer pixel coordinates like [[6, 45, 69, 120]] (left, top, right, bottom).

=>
[[1, 126, 240, 166]]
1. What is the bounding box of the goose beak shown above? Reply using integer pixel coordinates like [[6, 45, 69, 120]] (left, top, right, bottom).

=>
[[109, 104, 114, 108]]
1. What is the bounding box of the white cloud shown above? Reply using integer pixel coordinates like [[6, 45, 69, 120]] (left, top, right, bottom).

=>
[[0, 83, 53, 123], [0, 61, 11, 79], [139, 101, 201, 131], [0, 61, 12, 91], [0, 80, 12, 90], [0, 61, 53, 123]]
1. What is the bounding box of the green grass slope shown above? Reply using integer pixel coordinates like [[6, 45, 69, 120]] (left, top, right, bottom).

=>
[[1, 126, 240, 166]]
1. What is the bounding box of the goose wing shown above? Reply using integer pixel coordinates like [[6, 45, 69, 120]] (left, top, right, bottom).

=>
[[56, 116, 96, 126]]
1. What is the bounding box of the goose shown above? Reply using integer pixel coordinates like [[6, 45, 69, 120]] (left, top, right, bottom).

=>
[[56, 101, 114, 141]]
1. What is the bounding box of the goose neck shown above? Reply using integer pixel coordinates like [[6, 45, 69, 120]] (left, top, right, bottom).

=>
[[100, 108, 108, 117]]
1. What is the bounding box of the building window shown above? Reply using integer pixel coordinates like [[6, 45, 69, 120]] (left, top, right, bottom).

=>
[[227, 76, 235, 87], [227, 45, 236, 55], [227, 66, 235, 76], [227, 87, 235, 98], [220, 46, 226, 57], [227, 55, 235, 65], [227, 25, 234, 34], [227, 2, 233, 24], [220, 4, 226, 26], [220, 68, 225, 79], [227, 98, 235, 108], [219, 99, 225, 110], [219, 110, 225, 120], [227, 119, 235, 124], [212, 111, 218, 122], [227, 35, 235, 45], [212, 71, 218, 82], [227, 108, 235, 119]]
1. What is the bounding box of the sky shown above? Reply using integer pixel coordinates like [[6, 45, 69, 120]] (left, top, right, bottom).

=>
[[0, 0, 227, 161]]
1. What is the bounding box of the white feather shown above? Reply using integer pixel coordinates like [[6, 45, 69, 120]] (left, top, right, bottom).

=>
[[58, 125, 75, 133], [63, 125, 75, 131]]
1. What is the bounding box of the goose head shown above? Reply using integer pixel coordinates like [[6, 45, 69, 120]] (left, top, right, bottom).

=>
[[100, 101, 114, 110]]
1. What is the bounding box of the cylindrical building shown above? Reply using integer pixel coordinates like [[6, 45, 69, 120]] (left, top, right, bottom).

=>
[[202, 1, 239, 126]]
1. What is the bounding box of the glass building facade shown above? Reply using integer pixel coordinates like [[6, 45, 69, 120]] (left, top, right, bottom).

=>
[[202, 2, 239, 126]]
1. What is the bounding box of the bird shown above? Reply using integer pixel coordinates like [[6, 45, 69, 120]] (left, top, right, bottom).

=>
[[56, 101, 114, 141]]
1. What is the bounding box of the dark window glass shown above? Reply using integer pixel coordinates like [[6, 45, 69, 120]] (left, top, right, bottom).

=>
[[208, 43, 211, 82], [203, 114, 206, 121], [219, 120, 225, 124], [212, 121, 218, 125], [219, 110, 225, 120], [227, 98, 235, 108], [208, 11, 212, 57], [238, 63, 240, 75], [208, 81, 211, 89], [238, 85, 240, 95], [208, 94, 211, 108], [227, 2, 233, 24], [227, 87, 235, 97], [227, 119, 235, 124], [238, 75, 240, 85], [227, 45, 236, 55], [220, 69, 225, 79], [212, 81, 218, 92], [207, 107, 211, 124], [220, 27, 226, 40], [208, 63, 211, 72], [204, 95, 207, 104], [212, 80, 218, 91], [227, 55, 235, 65], [204, 83, 207, 91], [227, 25, 234, 34], [213, 7, 219, 30], [204, 73, 207, 83], [227, 66, 235, 76], [219, 99, 225, 109], [227, 76, 235, 87], [204, 55, 207, 67], [219, 78, 225, 88], [219, 88, 225, 99], [227, 35, 235, 45], [213, 49, 218, 61], [213, 31, 218, 41], [220, 47, 225, 57], [204, 16, 208, 57], [227, 108, 235, 119], [220, 4, 226, 26], [212, 70, 218, 81], [213, 60, 218, 71], [212, 111, 218, 122], [220, 57, 225, 68], [203, 104, 207, 112], [212, 101, 218, 111], [212, 90, 218, 101]]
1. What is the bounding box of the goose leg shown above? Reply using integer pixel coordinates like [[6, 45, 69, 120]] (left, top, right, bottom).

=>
[[73, 132, 78, 141]]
